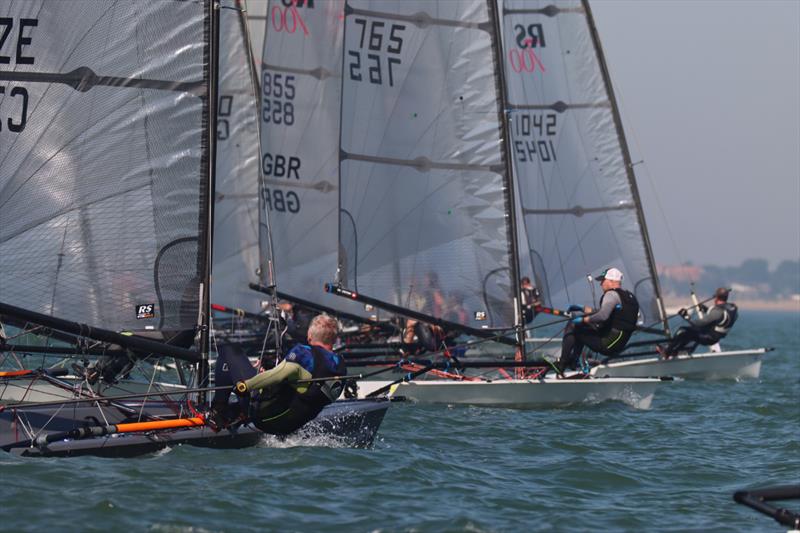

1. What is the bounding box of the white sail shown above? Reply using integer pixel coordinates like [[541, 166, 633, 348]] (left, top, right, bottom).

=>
[[499, 0, 665, 327], [0, 1, 211, 333], [337, 0, 518, 330], [259, 0, 369, 316], [212, 0, 267, 314]]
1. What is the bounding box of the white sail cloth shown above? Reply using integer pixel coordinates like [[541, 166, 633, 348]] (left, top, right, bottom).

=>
[[499, 0, 664, 326], [337, 0, 518, 330]]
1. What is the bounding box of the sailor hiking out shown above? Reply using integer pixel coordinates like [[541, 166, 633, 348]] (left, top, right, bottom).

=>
[[659, 287, 738, 358], [556, 267, 640, 375], [210, 314, 346, 435]]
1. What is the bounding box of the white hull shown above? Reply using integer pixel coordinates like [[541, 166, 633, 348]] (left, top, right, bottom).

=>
[[590, 348, 767, 380], [356, 377, 665, 410]]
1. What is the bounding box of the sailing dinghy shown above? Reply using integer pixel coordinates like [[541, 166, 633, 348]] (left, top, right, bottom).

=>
[[498, 0, 767, 381], [0, 0, 388, 456], [312, 0, 667, 408]]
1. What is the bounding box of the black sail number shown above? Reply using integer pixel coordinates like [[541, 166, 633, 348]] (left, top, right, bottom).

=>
[[347, 18, 404, 87], [262, 71, 295, 126]]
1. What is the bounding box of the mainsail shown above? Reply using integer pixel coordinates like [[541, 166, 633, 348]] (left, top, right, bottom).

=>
[[259, 0, 367, 317], [0, 1, 212, 335], [212, 0, 270, 314], [337, 0, 520, 331], [498, 0, 667, 329]]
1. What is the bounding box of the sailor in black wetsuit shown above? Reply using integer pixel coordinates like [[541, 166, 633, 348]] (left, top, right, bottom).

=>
[[234, 314, 346, 435], [556, 267, 640, 375], [660, 287, 738, 357]]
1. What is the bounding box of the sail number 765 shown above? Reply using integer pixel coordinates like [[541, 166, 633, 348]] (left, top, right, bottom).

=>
[[347, 19, 405, 87]]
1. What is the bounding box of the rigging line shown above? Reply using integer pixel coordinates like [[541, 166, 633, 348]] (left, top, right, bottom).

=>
[[610, 79, 686, 270]]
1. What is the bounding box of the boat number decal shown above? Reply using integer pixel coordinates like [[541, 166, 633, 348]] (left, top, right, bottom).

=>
[[512, 113, 557, 163], [136, 304, 155, 320], [262, 71, 295, 126], [0, 17, 37, 134], [347, 19, 405, 87]]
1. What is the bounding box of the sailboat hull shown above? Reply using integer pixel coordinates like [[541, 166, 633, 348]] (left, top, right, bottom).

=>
[[357, 378, 666, 410], [0, 399, 390, 457], [590, 348, 767, 380]]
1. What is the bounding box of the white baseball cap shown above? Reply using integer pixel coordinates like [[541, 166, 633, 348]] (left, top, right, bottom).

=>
[[595, 267, 623, 282]]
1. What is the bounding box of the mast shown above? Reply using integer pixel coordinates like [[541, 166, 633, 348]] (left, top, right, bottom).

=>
[[488, 0, 526, 356], [235, 0, 281, 353], [198, 0, 222, 405], [582, 0, 669, 335]]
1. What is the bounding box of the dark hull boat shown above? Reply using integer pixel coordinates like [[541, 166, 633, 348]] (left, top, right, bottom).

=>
[[1, 398, 390, 458]]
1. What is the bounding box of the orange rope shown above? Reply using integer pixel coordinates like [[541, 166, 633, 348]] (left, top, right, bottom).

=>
[[0, 370, 34, 378], [114, 417, 205, 433]]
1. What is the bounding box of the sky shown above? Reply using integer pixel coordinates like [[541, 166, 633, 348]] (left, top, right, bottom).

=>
[[247, 0, 800, 269], [590, 0, 800, 268]]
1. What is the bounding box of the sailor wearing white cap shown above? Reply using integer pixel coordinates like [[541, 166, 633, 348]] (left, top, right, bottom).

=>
[[556, 267, 640, 375]]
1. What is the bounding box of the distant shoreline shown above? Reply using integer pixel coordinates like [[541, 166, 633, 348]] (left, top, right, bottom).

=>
[[663, 297, 800, 313]]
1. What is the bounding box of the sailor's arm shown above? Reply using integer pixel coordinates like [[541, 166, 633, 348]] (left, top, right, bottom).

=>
[[241, 359, 308, 392], [584, 291, 621, 325], [687, 306, 723, 329]]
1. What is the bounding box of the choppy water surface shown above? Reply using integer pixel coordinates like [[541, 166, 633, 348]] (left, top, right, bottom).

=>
[[2, 311, 798, 532]]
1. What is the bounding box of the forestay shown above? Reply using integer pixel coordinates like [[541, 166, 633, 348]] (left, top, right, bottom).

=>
[[259, 0, 369, 317], [212, 0, 269, 314], [337, 0, 518, 330], [0, 1, 211, 334], [499, 0, 666, 328]]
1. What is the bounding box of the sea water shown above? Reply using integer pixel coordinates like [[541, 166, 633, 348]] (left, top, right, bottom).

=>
[[1, 311, 797, 532]]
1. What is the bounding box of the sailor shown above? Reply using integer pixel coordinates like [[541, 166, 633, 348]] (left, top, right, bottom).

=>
[[520, 276, 542, 324], [556, 267, 640, 375], [659, 287, 738, 358], [234, 314, 346, 435]]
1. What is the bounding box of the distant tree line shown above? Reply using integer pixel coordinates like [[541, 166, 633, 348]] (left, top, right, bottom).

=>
[[660, 259, 800, 299]]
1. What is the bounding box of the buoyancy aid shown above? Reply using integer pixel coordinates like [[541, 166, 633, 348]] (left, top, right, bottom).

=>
[[712, 302, 738, 336], [607, 288, 640, 332]]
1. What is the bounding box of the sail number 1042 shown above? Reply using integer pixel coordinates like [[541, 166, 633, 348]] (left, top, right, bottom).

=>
[[512, 112, 557, 163]]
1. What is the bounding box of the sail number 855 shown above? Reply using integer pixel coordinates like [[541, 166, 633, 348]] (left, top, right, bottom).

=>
[[262, 72, 295, 126], [347, 19, 405, 87]]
